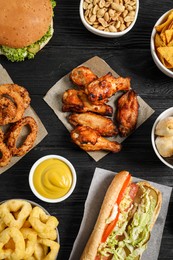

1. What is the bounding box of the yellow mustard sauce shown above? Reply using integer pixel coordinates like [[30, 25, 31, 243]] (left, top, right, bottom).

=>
[[33, 158, 73, 199]]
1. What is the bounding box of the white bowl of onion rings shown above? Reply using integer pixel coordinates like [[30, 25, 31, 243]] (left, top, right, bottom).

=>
[[0, 199, 60, 259], [29, 154, 77, 203]]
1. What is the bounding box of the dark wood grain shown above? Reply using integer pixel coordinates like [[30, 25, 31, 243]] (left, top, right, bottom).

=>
[[1, 0, 173, 259]]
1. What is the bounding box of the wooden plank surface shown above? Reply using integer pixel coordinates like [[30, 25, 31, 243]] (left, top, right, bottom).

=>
[[1, 0, 173, 259]]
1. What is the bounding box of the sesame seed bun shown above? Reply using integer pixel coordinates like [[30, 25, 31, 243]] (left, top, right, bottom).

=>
[[0, 0, 53, 48]]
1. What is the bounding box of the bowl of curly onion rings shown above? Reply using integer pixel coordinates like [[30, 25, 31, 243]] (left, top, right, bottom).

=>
[[0, 199, 60, 260]]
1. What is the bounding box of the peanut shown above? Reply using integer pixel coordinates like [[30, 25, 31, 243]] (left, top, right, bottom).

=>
[[111, 3, 125, 12], [104, 12, 110, 22], [83, 0, 137, 33], [109, 25, 117, 32], [124, 15, 134, 22]]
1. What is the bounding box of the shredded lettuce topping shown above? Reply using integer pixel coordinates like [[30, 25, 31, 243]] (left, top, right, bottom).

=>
[[97, 184, 157, 260], [0, 0, 56, 62]]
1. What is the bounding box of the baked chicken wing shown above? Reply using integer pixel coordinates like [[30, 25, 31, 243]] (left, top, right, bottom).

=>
[[85, 72, 131, 104], [68, 112, 118, 137], [62, 89, 113, 116], [70, 66, 98, 88], [71, 126, 122, 153], [116, 90, 139, 137]]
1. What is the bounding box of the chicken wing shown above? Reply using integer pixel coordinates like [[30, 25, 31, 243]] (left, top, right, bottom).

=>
[[85, 72, 131, 104], [70, 66, 98, 88], [116, 90, 139, 137], [68, 112, 118, 137], [70, 126, 122, 152], [62, 89, 113, 116]]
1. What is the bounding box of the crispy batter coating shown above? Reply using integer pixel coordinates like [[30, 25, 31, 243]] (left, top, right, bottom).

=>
[[62, 89, 113, 116], [36, 238, 60, 260], [116, 90, 139, 137], [29, 206, 58, 240], [20, 228, 37, 259], [0, 227, 25, 259], [70, 66, 98, 88], [0, 200, 32, 229], [0, 97, 16, 125], [7, 84, 31, 109], [0, 85, 25, 124], [0, 200, 60, 259], [68, 112, 118, 137], [0, 128, 4, 141], [6, 116, 38, 156], [0, 140, 11, 167], [0, 84, 31, 125], [85, 72, 131, 104], [0, 128, 12, 167], [71, 126, 121, 152]]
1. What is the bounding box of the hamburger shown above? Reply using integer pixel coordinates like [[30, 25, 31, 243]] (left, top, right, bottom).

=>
[[0, 0, 56, 62]]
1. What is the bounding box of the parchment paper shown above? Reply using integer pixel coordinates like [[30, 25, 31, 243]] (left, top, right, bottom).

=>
[[69, 168, 172, 260], [0, 64, 48, 174], [44, 56, 154, 161]]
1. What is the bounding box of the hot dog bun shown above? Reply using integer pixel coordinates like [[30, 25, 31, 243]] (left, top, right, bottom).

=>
[[81, 171, 130, 260], [81, 171, 162, 260]]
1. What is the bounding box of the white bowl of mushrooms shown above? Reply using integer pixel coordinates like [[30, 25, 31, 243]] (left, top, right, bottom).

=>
[[151, 107, 173, 169], [79, 0, 139, 37]]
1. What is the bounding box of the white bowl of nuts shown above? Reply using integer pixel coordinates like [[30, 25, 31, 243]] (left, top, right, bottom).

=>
[[80, 0, 139, 37]]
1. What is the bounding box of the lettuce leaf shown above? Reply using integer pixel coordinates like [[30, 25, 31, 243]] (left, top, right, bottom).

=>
[[98, 185, 157, 259]]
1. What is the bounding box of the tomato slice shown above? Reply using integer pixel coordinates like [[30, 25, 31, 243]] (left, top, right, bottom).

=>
[[101, 210, 120, 243], [116, 174, 131, 205], [101, 173, 131, 243]]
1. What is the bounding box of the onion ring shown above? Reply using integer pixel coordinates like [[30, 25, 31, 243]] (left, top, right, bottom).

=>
[[29, 206, 58, 240], [0, 128, 4, 141], [0, 97, 16, 125], [0, 129, 12, 167], [0, 216, 6, 233], [0, 200, 60, 259], [0, 199, 32, 229], [0, 227, 25, 260], [20, 228, 37, 259], [33, 241, 49, 259], [7, 84, 31, 109], [6, 116, 38, 156], [0, 140, 11, 167], [37, 238, 60, 260], [0, 85, 25, 123]]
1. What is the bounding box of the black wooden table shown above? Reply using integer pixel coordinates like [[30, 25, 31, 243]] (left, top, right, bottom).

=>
[[1, 0, 173, 259]]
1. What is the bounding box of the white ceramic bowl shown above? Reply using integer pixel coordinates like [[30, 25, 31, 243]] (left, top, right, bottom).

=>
[[151, 107, 173, 169], [79, 0, 139, 38], [29, 155, 77, 203], [150, 9, 173, 78]]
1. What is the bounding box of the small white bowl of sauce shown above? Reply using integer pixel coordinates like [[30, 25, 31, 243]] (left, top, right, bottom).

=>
[[29, 155, 77, 203]]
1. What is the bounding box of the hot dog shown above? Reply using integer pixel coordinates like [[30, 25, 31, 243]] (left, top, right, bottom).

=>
[[81, 171, 162, 260]]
